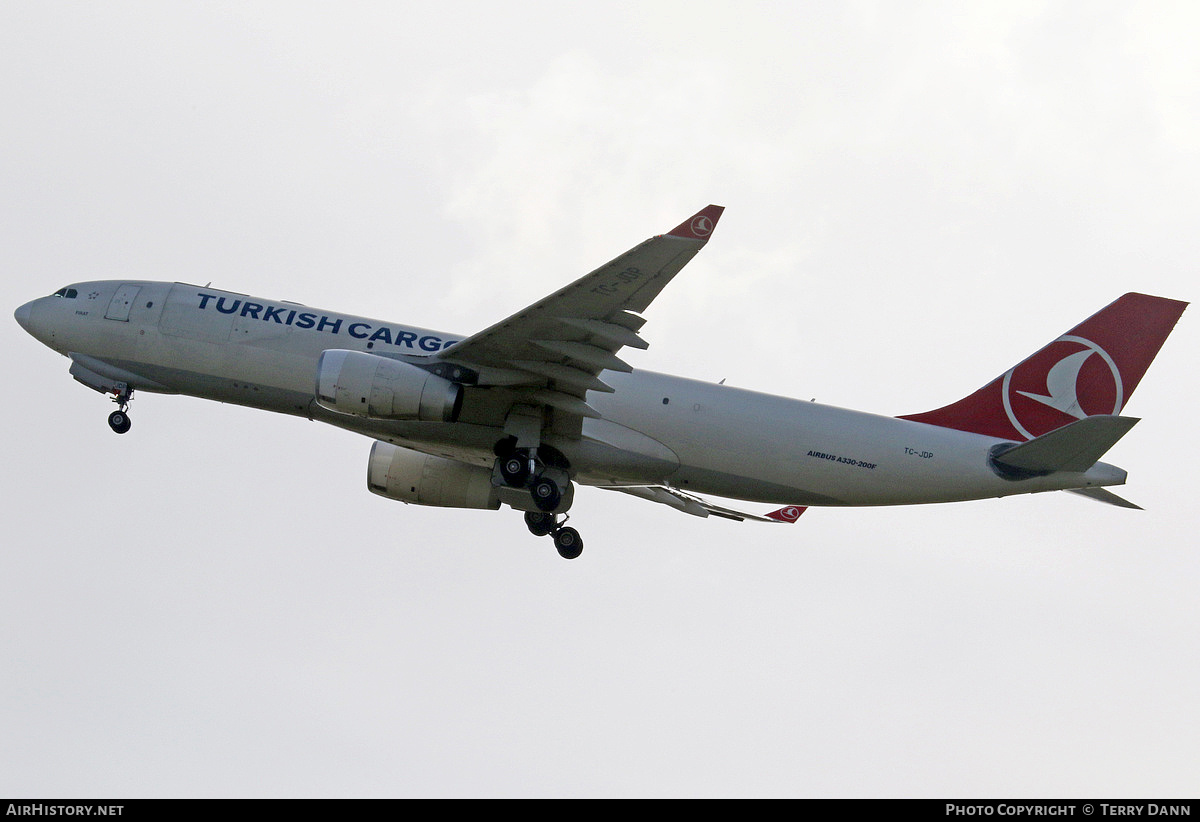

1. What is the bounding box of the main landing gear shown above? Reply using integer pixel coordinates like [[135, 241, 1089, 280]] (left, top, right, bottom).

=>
[[107, 385, 134, 434], [497, 453, 564, 512], [524, 512, 583, 560], [494, 440, 583, 559]]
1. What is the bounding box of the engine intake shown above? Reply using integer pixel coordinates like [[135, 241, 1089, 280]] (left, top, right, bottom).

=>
[[316, 349, 462, 422], [367, 441, 499, 510]]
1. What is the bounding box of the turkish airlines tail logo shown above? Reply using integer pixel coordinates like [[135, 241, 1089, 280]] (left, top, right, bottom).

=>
[[899, 293, 1187, 440], [1015, 348, 1096, 418], [1003, 335, 1123, 439]]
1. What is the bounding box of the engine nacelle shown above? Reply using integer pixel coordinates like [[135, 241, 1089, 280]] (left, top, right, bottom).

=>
[[316, 349, 462, 422], [367, 441, 499, 510]]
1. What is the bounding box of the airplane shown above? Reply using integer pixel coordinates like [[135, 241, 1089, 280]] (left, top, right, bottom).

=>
[[13, 205, 1188, 559]]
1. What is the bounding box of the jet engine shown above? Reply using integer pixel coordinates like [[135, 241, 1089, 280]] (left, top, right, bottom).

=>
[[367, 441, 499, 510], [316, 349, 461, 422]]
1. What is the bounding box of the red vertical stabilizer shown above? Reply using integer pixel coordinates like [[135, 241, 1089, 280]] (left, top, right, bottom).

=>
[[900, 293, 1187, 440]]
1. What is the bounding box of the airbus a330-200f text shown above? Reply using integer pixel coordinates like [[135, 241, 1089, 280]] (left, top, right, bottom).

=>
[[14, 206, 1188, 558]]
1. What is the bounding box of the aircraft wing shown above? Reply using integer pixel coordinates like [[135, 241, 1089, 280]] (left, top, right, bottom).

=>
[[434, 205, 724, 429], [602, 485, 806, 523]]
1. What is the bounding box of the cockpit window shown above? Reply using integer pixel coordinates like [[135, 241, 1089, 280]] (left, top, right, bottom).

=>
[[52, 287, 78, 299]]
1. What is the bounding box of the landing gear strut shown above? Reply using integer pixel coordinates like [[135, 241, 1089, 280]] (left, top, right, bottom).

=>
[[524, 512, 584, 560], [107, 385, 134, 434]]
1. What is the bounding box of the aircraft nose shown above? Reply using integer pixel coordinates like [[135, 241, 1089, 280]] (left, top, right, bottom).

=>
[[14, 300, 34, 333]]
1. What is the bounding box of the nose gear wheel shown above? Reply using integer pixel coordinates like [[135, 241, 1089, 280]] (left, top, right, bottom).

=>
[[107, 385, 134, 434]]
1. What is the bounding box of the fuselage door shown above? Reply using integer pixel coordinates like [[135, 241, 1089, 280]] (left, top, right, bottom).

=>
[[104, 284, 141, 321]]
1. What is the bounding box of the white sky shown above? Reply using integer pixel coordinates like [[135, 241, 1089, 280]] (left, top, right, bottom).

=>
[[2, 1, 1197, 798]]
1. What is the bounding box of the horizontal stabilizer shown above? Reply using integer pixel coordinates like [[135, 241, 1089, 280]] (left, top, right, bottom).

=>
[[991, 414, 1139, 475], [1066, 487, 1143, 510]]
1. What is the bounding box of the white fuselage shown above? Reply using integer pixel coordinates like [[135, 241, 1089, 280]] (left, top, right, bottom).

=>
[[16, 280, 1127, 508]]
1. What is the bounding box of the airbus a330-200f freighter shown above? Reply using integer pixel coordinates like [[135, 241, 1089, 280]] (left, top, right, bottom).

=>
[[14, 206, 1187, 558]]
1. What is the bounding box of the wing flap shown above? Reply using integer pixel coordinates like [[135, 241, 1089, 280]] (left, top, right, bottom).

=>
[[530, 389, 601, 419], [531, 339, 632, 373], [510, 360, 615, 393], [557, 317, 650, 350]]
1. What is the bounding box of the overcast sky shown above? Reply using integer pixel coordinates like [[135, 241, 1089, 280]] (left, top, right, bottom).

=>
[[2, 1, 1197, 798]]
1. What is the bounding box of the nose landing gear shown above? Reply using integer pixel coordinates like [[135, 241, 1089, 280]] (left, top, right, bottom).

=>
[[524, 512, 584, 560], [107, 385, 134, 434]]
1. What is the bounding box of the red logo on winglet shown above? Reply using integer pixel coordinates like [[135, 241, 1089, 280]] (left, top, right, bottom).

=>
[[766, 505, 806, 523], [667, 204, 724, 239]]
